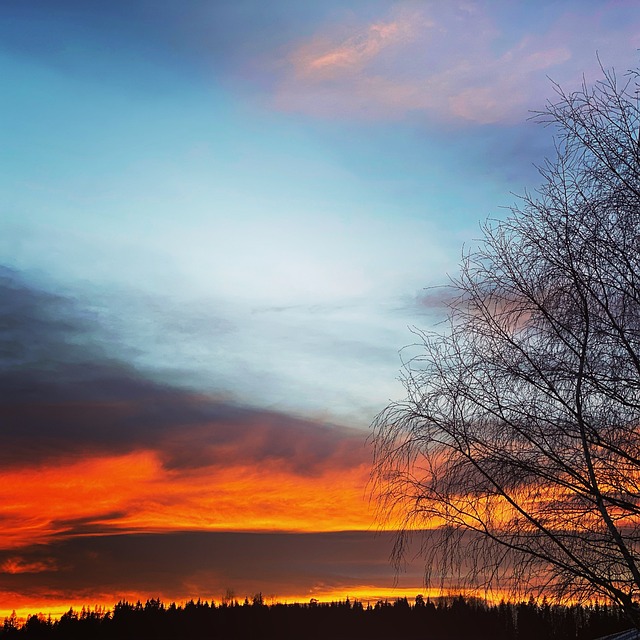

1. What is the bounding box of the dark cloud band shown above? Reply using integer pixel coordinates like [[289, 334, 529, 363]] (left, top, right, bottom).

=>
[[0, 531, 423, 603], [0, 267, 367, 473]]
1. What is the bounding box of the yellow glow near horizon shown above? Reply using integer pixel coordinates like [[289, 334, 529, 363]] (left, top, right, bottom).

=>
[[0, 586, 489, 624]]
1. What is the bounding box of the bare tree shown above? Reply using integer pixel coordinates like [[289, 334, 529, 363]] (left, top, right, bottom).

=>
[[371, 64, 640, 626]]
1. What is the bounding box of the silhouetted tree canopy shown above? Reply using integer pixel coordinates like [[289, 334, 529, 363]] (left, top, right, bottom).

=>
[[0, 595, 630, 640], [371, 62, 640, 627]]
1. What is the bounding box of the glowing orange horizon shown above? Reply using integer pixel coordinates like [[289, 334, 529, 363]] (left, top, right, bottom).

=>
[[0, 448, 442, 624], [0, 448, 406, 552], [0, 585, 492, 624]]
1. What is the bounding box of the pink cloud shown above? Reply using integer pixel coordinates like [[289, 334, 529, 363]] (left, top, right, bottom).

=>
[[292, 18, 416, 79], [270, 3, 639, 125]]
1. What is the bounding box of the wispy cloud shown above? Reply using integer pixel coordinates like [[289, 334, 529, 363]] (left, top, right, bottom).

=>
[[1, 558, 58, 575], [291, 17, 417, 79], [271, 2, 639, 124]]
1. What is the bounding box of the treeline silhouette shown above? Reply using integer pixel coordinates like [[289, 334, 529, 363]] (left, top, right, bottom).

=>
[[1, 594, 631, 640]]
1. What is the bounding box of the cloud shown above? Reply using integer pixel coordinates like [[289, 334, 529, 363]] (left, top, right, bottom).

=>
[[0, 531, 427, 611], [291, 17, 416, 79], [0, 449, 376, 553], [0, 267, 377, 550], [413, 287, 457, 314], [0, 266, 366, 474], [1, 558, 58, 575], [271, 2, 639, 124]]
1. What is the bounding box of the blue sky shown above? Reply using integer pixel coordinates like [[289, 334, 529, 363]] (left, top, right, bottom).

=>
[[2, 0, 640, 614]]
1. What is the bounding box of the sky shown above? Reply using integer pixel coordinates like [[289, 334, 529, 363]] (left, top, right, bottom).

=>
[[2, 0, 640, 619]]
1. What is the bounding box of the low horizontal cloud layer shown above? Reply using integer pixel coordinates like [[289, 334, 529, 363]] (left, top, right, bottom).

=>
[[0, 531, 427, 610]]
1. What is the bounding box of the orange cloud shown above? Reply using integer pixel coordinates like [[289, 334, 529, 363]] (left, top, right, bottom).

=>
[[0, 448, 380, 552], [1, 558, 57, 575]]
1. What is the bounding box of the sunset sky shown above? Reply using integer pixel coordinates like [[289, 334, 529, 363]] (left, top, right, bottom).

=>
[[2, 0, 640, 619]]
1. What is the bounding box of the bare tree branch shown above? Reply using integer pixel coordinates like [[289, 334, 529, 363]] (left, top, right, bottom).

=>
[[371, 61, 640, 628]]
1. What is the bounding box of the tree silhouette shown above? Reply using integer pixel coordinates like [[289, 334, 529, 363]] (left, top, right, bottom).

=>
[[0, 595, 631, 639], [371, 61, 640, 626]]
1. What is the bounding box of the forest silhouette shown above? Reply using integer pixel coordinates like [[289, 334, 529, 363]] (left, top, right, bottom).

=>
[[1, 594, 631, 639]]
